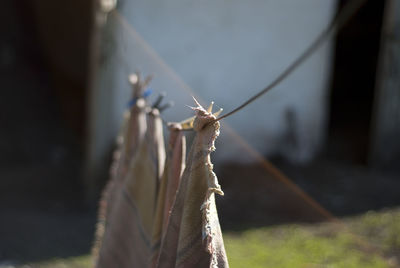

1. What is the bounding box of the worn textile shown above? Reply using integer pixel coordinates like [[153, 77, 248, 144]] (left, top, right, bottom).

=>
[[92, 98, 147, 262], [156, 103, 229, 268], [95, 108, 166, 268], [151, 124, 186, 266], [102, 74, 153, 223]]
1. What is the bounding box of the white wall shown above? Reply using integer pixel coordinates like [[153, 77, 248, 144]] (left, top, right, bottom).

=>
[[90, 0, 336, 166]]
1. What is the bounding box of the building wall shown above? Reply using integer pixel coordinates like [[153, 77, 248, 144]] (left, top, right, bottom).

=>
[[89, 0, 337, 168]]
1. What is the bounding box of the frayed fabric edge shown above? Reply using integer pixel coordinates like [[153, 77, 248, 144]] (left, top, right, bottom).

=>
[[201, 169, 224, 268]]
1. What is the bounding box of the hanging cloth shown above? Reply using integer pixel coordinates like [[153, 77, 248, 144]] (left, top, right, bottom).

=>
[[156, 102, 229, 268], [95, 107, 166, 268], [92, 75, 150, 263], [151, 123, 186, 266], [106, 75, 152, 217]]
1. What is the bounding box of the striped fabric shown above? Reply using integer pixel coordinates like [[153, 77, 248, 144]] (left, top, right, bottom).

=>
[[156, 103, 229, 268]]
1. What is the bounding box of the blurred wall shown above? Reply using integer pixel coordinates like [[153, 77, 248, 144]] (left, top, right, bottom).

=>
[[87, 0, 337, 194]]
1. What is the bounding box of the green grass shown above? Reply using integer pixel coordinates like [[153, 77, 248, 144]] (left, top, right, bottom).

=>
[[19, 255, 91, 268], [224, 208, 400, 267], [225, 224, 388, 268], [19, 208, 400, 268]]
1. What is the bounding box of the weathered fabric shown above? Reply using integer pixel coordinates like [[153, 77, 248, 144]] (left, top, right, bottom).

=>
[[109, 99, 148, 217], [93, 74, 152, 263], [151, 123, 186, 266], [95, 108, 166, 268], [106, 78, 151, 217], [92, 97, 147, 263], [156, 103, 229, 268]]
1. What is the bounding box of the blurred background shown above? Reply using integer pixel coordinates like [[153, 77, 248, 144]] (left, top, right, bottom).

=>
[[1, 0, 400, 267]]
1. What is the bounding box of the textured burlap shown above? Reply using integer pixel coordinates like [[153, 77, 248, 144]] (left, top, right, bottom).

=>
[[92, 97, 147, 264], [95, 108, 165, 268], [156, 103, 229, 268], [151, 123, 186, 266]]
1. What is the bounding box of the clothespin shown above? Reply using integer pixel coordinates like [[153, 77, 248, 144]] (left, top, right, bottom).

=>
[[149, 91, 175, 114], [178, 101, 223, 131], [178, 115, 195, 131], [127, 88, 152, 108], [126, 73, 153, 108], [152, 92, 166, 109], [159, 101, 174, 112], [130, 73, 153, 98]]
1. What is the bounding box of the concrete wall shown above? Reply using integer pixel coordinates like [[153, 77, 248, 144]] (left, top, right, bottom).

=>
[[89, 0, 337, 170]]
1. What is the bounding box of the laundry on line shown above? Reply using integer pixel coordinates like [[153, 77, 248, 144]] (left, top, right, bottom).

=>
[[92, 73, 229, 268]]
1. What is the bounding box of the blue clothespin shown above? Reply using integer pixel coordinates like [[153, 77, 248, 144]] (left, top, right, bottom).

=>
[[127, 88, 153, 108]]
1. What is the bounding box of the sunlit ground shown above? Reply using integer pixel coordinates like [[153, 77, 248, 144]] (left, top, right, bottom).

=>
[[14, 208, 400, 268], [225, 209, 400, 268]]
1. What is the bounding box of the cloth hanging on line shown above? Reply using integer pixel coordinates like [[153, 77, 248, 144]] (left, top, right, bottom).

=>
[[151, 123, 186, 266], [156, 102, 229, 268], [92, 82, 229, 267], [92, 75, 150, 263], [95, 107, 165, 268], [150, 124, 186, 267], [107, 75, 154, 213], [92, 100, 147, 263]]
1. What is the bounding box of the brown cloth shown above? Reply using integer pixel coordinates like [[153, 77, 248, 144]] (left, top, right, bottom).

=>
[[156, 102, 229, 268], [93, 74, 151, 263], [94, 108, 166, 268], [105, 77, 151, 219], [151, 123, 186, 266], [92, 97, 147, 263]]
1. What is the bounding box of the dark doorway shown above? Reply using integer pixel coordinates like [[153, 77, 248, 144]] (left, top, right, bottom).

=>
[[0, 0, 95, 263], [328, 0, 385, 165]]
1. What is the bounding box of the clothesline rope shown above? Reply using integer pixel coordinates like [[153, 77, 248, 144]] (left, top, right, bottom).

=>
[[110, 0, 365, 223], [112, 10, 343, 237], [213, 0, 366, 122], [108, 1, 387, 259]]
